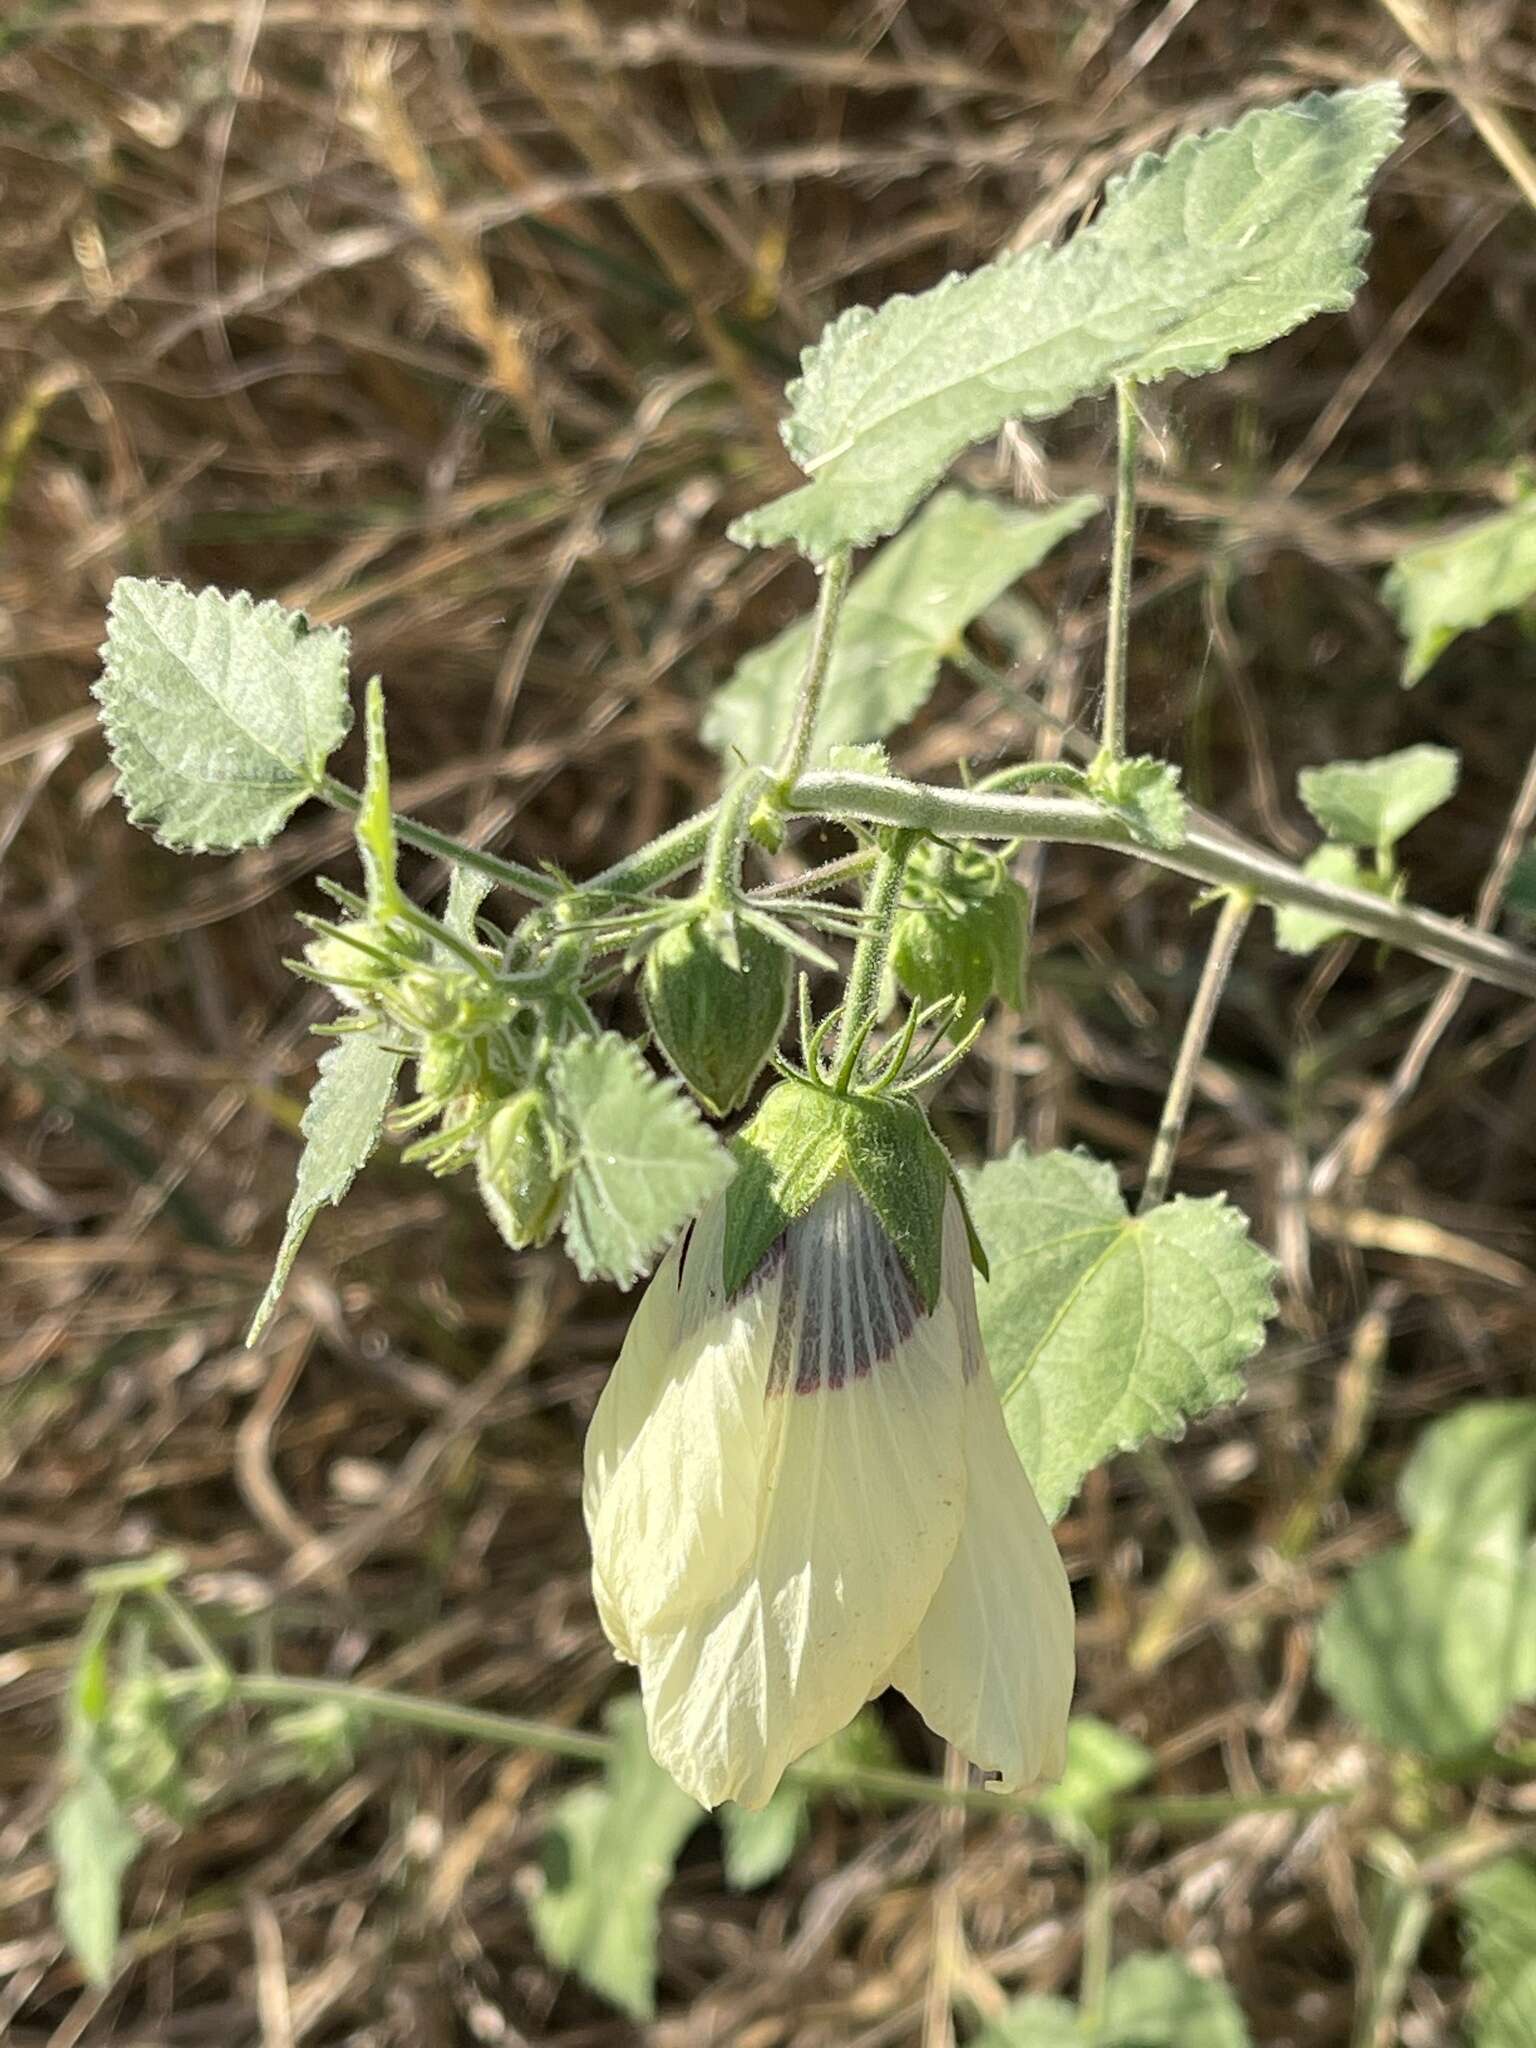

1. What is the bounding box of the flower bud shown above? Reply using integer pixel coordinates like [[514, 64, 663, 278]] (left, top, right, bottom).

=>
[[642, 912, 791, 1117], [302, 917, 397, 1009], [383, 967, 467, 1036], [890, 847, 1028, 1033], [477, 1090, 566, 1249]]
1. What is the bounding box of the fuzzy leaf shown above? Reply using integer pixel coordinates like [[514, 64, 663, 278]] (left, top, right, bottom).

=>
[[50, 1763, 139, 1987], [719, 1706, 898, 1890], [247, 1034, 402, 1343], [1298, 745, 1459, 850], [1460, 1858, 1536, 2048], [529, 1696, 703, 2020], [980, 1958, 1251, 2048], [552, 1032, 734, 1288], [708, 490, 1098, 761], [1271, 842, 1385, 955], [1034, 1716, 1155, 1835], [968, 1148, 1276, 1522], [734, 85, 1403, 559], [1383, 496, 1536, 686], [1316, 1401, 1536, 1757], [96, 579, 352, 850], [1090, 753, 1188, 850]]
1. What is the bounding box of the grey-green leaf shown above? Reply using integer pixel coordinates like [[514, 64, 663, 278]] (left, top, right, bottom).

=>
[[247, 1034, 402, 1343], [707, 490, 1099, 762], [968, 1148, 1276, 1522], [1096, 1956, 1252, 2048], [1460, 1858, 1536, 2048], [1090, 753, 1188, 851], [1034, 1716, 1155, 1836], [50, 1762, 140, 1987], [1382, 496, 1536, 686], [96, 579, 352, 851], [552, 1032, 735, 1288], [974, 1995, 1084, 2048], [733, 85, 1403, 559], [529, 1696, 703, 2020], [1298, 745, 1459, 850], [1315, 1401, 1536, 1757], [721, 1786, 807, 1890], [1271, 842, 1382, 956]]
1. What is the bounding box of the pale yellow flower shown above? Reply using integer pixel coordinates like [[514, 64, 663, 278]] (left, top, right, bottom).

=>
[[583, 1178, 1074, 1809]]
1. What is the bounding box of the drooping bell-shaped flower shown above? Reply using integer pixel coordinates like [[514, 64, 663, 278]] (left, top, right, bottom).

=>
[[583, 1079, 1074, 1809]]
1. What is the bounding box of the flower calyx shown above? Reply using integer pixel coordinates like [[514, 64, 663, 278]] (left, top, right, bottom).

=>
[[641, 900, 792, 1118], [889, 839, 1029, 1037]]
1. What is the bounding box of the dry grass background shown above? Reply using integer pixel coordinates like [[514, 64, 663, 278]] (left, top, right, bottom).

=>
[[3, 3, 1536, 2043]]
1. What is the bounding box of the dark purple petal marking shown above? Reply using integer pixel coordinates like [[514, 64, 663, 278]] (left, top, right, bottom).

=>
[[764, 1183, 923, 1396]]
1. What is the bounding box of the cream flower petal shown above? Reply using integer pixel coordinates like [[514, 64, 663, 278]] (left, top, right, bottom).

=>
[[590, 1181, 971, 1810], [885, 1196, 1074, 1789]]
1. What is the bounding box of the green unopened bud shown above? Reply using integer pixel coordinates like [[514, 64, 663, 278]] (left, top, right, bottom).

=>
[[384, 967, 467, 1036], [303, 916, 398, 1009], [890, 847, 1028, 1034], [416, 1032, 474, 1106], [477, 1091, 566, 1249], [642, 911, 791, 1117]]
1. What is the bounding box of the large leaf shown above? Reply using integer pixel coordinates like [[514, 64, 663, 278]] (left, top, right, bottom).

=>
[[706, 490, 1098, 763], [980, 1957, 1251, 2048], [967, 1149, 1276, 1522], [529, 1696, 703, 2020], [1315, 1401, 1536, 1757], [96, 579, 352, 850], [551, 1032, 734, 1288], [1382, 496, 1536, 686], [247, 1034, 402, 1343], [1460, 1859, 1536, 2048], [1297, 745, 1459, 851], [50, 1762, 140, 1988], [733, 85, 1403, 559]]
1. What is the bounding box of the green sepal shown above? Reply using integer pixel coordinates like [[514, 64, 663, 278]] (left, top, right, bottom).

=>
[[723, 1080, 953, 1311]]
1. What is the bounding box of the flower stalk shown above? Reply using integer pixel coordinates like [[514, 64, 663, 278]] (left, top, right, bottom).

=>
[[835, 827, 918, 1081]]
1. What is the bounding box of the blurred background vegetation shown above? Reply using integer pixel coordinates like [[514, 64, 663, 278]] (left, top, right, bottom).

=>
[[3, 3, 1535, 2044]]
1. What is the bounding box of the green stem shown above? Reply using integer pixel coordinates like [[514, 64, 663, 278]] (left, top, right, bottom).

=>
[[835, 828, 917, 1080], [787, 771, 1536, 1001], [980, 760, 1094, 797], [321, 776, 558, 901], [1138, 889, 1254, 1213], [1101, 378, 1140, 760], [1080, 1831, 1115, 2024], [771, 546, 853, 795], [587, 802, 718, 898], [150, 1666, 1350, 1824]]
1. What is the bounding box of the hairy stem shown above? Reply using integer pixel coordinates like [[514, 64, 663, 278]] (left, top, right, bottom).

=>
[[835, 828, 917, 1078], [587, 801, 718, 897], [151, 1665, 1349, 1824], [789, 771, 1536, 1000], [772, 546, 853, 793], [320, 775, 559, 900], [1139, 890, 1255, 1212], [1100, 378, 1141, 760]]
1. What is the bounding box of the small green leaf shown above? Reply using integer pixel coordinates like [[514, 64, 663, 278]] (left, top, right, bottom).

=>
[[720, 1786, 807, 1891], [1097, 1955, 1252, 2048], [50, 1762, 140, 1987], [1382, 496, 1536, 686], [247, 1034, 402, 1343], [1316, 1401, 1536, 1757], [1460, 1858, 1536, 2048], [979, 1958, 1251, 2048], [443, 865, 494, 944], [1298, 745, 1459, 850], [967, 1148, 1276, 1522], [529, 1696, 703, 2020], [825, 740, 891, 776], [974, 1995, 1084, 2048], [707, 490, 1099, 760], [1271, 842, 1383, 955], [551, 1033, 735, 1288], [96, 579, 352, 851], [734, 85, 1402, 559], [355, 677, 402, 915], [1089, 753, 1188, 851], [719, 1705, 898, 1889], [1034, 1716, 1154, 1835]]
